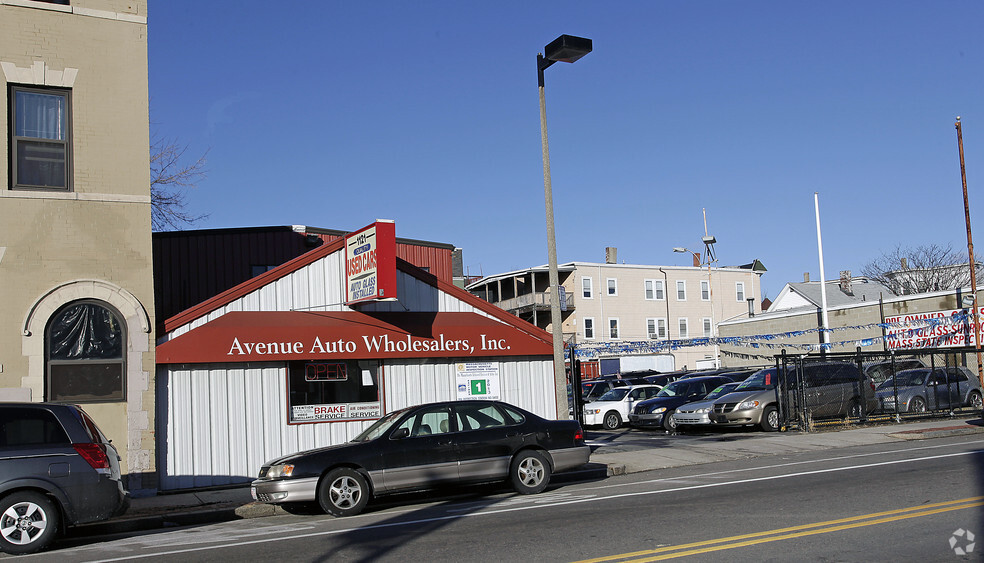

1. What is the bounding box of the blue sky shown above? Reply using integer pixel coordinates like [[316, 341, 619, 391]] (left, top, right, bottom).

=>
[[148, 1, 984, 299]]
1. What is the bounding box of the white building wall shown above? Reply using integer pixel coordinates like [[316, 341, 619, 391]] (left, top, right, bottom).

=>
[[158, 356, 556, 490]]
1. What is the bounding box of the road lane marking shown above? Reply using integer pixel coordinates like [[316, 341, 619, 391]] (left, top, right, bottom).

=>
[[85, 448, 984, 562], [572, 496, 984, 562]]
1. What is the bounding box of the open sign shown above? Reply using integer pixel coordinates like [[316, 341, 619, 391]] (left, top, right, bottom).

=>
[[305, 362, 347, 382]]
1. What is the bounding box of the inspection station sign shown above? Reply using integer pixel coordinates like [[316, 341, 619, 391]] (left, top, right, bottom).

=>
[[885, 307, 984, 349], [456, 361, 501, 401], [345, 220, 397, 305]]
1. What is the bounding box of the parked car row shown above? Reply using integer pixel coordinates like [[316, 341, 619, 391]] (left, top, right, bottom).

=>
[[582, 361, 983, 433]]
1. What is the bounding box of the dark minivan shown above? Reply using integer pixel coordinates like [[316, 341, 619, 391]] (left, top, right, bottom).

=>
[[0, 403, 129, 554]]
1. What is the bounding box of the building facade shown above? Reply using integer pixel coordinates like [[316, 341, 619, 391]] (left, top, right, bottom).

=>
[[155, 223, 557, 490], [468, 259, 766, 371], [0, 0, 156, 492]]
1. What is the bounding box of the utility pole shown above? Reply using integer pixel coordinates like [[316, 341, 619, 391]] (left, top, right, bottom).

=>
[[956, 116, 984, 397]]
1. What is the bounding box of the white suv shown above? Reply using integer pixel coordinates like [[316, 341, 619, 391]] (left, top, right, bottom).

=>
[[583, 385, 663, 430]]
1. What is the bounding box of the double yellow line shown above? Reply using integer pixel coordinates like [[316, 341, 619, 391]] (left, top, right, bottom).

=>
[[573, 496, 984, 562]]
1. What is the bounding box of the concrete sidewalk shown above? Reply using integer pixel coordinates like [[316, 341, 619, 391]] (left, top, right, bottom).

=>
[[75, 415, 984, 536]]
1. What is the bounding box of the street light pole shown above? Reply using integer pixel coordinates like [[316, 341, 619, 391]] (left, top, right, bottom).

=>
[[537, 34, 592, 419]]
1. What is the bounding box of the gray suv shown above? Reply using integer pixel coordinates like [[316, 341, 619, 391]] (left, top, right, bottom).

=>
[[0, 403, 129, 554]]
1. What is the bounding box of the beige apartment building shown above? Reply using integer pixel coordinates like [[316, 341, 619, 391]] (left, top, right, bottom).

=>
[[0, 0, 156, 493], [468, 258, 766, 372]]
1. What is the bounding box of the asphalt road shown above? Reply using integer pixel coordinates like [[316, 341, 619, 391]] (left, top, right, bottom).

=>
[[20, 433, 983, 562]]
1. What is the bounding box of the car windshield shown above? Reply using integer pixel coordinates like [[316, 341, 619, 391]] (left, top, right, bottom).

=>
[[598, 387, 630, 402], [351, 409, 407, 442], [703, 384, 737, 401], [735, 369, 778, 391], [656, 380, 693, 397], [878, 369, 929, 389]]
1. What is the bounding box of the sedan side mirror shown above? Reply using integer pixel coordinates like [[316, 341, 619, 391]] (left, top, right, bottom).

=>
[[391, 427, 410, 440]]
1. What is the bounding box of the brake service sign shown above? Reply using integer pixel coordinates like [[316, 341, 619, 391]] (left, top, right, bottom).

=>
[[345, 221, 397, 305]]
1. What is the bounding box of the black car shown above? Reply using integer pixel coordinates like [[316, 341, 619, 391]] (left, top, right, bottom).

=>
[[627, 375, 737, 431], [251, 400, 590, 517], [0, 403, 129, 555]]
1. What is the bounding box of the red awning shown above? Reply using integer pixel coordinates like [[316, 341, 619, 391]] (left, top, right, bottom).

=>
[[157, 311, 553, 364]]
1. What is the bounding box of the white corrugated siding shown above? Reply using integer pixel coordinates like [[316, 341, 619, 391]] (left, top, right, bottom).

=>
[[163, 255, 494, 343], [157, 356, 556, 490]]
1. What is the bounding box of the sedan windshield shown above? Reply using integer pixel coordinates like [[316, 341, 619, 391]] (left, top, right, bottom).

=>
[[352, 409, 407, 442], [598, 388, 630, 402], [703, 384, 738, 401], [878, 369, 929, 389]]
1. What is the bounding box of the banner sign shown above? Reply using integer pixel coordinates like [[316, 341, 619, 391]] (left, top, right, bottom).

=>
[[455, 361, 501, 400], [291, 402, 381, 422], [884, 307, 984, 349], [345, 220, 397, 305]]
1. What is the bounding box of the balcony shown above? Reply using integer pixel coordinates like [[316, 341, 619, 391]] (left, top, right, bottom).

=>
[[497, 291, 574, 315]]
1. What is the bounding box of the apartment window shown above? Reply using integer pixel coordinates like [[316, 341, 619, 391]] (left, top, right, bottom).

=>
[[582, 277, 593, 299], [10, 85, 71, 190], [736, 282, 746, 302], [678, 318, 689, 338], [583, 317, 595, 339], [644, 279, 665, 300], [647, 318, 667, 339], [701, 280, 710, 301], [607, 278, 618, 296], [676, 280, 687, 301], [703, 317, 712, 338], [609, 318, 620, 339]]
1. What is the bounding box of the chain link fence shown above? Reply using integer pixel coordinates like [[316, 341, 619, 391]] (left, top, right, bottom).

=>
[[773, 347, 984, 431]]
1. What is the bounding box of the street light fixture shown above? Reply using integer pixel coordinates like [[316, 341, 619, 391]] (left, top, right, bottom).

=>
[[538, 34, 592, 419]]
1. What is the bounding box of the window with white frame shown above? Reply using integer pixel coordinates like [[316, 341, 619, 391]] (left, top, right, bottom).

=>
[[645, 279, 665, 300], [607, 278, 618, 296], [609, 318, 620, 339], [701, 280, 710, 301], [582, 277, 593, 299], [703, 317, 712, 338], [676, 280, 687, 301], [583, 317, 595, 339], [736, 281, 746, 302], [10, 85, 72, 190], [647, 318, 667, 339], [678, 318, 689, 338]]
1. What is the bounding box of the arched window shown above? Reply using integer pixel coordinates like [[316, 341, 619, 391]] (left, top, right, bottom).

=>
[[46, 300, 125, 402]]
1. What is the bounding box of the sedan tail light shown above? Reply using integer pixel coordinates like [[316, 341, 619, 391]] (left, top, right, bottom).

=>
[[74, 442, 112, 475], [574, 427, 584, 442]]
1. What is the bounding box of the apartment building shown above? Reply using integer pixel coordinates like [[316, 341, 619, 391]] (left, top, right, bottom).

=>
[[0, 0, 156, 493], [468, 257, 766, 371]]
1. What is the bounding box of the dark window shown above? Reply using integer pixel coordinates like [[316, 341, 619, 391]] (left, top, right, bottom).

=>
[[46, 301, 125, 402], [397, 406, 452, 436], [10, 85, 71, 190], [287, 360, 380, 422], [456, 402, 517, 430], [0, 407, 70, 448]]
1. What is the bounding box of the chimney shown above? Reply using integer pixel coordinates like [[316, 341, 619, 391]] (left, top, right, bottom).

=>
[[804, 272, 810, 282], [840, 270, 853, 296], [900, 257, 908, 270], [605, 247, 617, 264], [692, 252, 701, 267]]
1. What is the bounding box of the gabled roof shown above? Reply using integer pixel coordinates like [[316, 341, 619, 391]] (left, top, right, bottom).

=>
[[769, 277, 893, 312], [162, 235, 552, 345]]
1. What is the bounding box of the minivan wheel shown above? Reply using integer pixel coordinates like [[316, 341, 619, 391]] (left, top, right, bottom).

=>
[[0, 492, 60, 555], [847, 400, 862, 418], [909, 396, 927, 413], [602, 411, 622, 430], [760, 406, 779, 432], [968, 391, 983, 410], [318, 468, 370, 517]]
